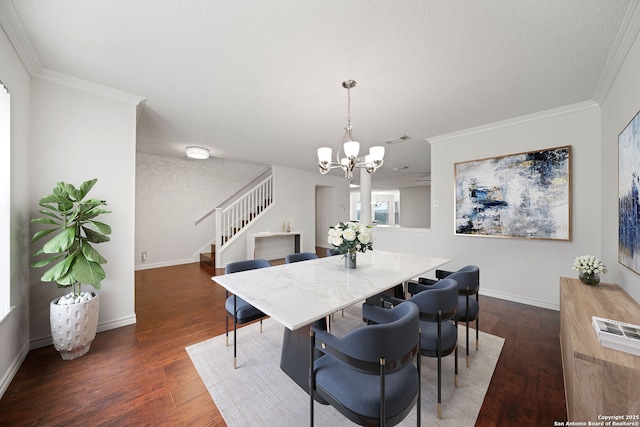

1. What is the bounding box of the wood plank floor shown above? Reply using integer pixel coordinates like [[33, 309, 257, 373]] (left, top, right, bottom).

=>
[[0, 256, 566, 426]]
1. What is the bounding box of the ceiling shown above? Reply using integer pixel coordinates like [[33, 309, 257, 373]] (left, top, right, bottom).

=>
[[2, 0, 635, 189]]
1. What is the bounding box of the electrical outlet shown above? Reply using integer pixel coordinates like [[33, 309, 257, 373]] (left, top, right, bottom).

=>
[[141, 251, 147, 263]]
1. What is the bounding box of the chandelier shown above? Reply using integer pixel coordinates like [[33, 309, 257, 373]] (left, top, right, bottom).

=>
[[317, 80, 385, 180]]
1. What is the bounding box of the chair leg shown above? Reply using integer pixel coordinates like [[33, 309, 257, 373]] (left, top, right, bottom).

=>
[[233, 296, 238, 369], [225, 291, 230, 347], [437, 316, 442, 420], [466, 320, 470, 368], [476, 316, 479, 350]]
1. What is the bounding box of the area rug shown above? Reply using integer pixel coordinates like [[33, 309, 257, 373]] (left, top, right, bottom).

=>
[[186, 305, 504, 426]]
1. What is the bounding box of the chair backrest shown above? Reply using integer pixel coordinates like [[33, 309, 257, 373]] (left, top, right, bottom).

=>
[[285, 252, 319, 263], [225, 258, 271, 274], [338, 302, 419, 369], [447, 265, 479, 294], [326, 248, 342, 257], [410, 278, 458, 321]]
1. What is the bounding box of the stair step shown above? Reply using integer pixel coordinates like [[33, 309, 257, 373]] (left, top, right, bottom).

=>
[[199, 252, 214, 269]]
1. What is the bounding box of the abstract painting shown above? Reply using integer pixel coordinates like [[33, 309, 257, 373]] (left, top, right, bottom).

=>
[[455, 146, 571, 240], [619, 110, 640, 275]]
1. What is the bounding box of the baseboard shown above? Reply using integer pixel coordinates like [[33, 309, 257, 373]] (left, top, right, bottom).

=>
[[135, 258, 195, 271], [0, 341, 29, 399], [481, 288, 559, 311], [29, 314, 137, 350]]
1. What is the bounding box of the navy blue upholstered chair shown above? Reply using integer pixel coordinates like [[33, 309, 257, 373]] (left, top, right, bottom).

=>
[[224, 258, 271, 369], [310, 302, 421, 426], [284, 252, 318, 263], [326, 247, 342, 257], [365, 278, 458, 419], [412, 265, 479, 367]]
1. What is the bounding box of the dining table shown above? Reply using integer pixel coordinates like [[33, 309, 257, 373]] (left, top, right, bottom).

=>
[[212, 250, 451, 392]]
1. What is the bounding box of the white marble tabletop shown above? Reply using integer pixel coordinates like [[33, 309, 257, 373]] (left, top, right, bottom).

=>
[[212, 250, 450, 330]]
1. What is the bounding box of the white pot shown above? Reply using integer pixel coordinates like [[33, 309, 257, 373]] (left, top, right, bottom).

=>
[[49, 292, 100, 360]]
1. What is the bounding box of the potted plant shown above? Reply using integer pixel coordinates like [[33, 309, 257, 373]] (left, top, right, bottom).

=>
[[30, 178, 111, 359], [327, 221, 373, 269]]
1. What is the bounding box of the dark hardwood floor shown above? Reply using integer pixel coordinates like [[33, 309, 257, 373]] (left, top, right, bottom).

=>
[[0, 255, 566, 426]]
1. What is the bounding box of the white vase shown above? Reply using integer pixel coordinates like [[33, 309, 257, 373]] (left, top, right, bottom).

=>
[[50, 293, 100, 360]]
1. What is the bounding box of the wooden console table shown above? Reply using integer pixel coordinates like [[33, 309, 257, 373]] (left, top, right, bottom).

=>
[[559, 277, 640, 421]]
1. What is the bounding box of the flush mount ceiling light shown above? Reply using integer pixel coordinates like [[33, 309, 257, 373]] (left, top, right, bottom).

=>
[[186, 146, 209, 159], [317, 80, 385, 181]]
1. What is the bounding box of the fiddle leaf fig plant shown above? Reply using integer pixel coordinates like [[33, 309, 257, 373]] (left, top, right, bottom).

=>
[[30, 178, 111, 298]]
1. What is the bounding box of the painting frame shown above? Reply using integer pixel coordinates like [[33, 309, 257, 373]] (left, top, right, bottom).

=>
[[618, 110, 640, 275], [454, 146, 572, 240]]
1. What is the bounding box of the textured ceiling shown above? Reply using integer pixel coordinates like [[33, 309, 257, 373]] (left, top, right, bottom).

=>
[[3, 0, 634, 189]]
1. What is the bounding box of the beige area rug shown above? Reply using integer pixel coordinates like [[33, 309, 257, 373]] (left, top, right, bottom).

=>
[[186, 305, 504, 426]]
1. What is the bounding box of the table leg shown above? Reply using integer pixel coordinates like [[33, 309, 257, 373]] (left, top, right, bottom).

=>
[[280, 318, 326, 394]]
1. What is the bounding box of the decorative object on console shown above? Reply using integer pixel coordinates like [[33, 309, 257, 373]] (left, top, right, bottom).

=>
[[618, 109, 640, 275], [454, 146, 571, 240], [30, 178, 111, 360], [327, 221, 373, 269], [572, 255, 606, 285], [317, 80, 385, 181]]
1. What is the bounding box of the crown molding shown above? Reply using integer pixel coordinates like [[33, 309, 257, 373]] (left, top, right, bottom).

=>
[[592, 1, 640, 104], [0, 0, 145, 106], [33, 68, 145, 106], [0, 0, 40, 74], [428, 101, 599, 144]]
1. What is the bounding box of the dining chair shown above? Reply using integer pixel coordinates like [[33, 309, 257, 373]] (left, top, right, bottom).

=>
[[284, 252, 318, 263], [224, 258, 271, 369], [310, 301, 421, 426], [411, 265, 480, 367], [365, 278, 458, 419]]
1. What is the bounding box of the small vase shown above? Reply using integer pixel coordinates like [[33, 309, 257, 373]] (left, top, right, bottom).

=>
[[579, 272, 600, 286], [345, 251, 357, 269]]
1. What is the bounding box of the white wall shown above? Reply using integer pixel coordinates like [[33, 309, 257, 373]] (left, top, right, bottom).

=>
[[601, 27, 640, 304], [376, 103, 602, 310], [400, 186, 431, 228], [0, 24, 31, 397], [135, 153, 266, 268], [28, 79, 139, 346]]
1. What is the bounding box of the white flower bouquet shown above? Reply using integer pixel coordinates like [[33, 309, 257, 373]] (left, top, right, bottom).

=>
[[328, 221, 373, 255], [572, 255, 607, 275]]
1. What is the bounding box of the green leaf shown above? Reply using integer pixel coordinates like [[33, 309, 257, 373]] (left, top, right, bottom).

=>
[[82, 227, 110, 243], [42, 227, 76, 253], [37, 210, 62, 220], [30, 228, 57, 243], [31, 217, 59, 225], [41, 255, 75, 283], [82, 243, 107, 264], [78, 179, 97, 200], [30, 253, 65, 268], [58, 182, 80, 201], [72, 255, 105, 286], [87, 220, 112, 235]]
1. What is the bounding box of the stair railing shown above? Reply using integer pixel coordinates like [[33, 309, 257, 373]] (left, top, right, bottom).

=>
[[215, 174, 273, 250]]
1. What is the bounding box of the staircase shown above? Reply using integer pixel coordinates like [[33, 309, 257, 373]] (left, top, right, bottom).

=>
[[199, 173, 274, 269]]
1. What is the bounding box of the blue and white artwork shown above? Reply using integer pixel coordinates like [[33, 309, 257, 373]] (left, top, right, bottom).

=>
[[619, 111, 640, 275], [455, 146, 571, 240]]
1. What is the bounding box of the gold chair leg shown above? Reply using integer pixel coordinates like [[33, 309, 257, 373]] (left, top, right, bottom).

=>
[[455, 373, 459, 388], [437, 403, 442, 419], [226, 336, 229, 347], [466, 355, 470, 368], [233, 357, 237, 369], [476, 340, 479, 350]]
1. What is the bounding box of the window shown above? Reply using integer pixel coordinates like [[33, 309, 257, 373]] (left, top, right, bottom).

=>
[[0, 80, 10, 320], [373, 201, 389, 225]]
